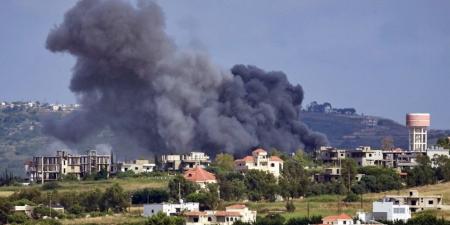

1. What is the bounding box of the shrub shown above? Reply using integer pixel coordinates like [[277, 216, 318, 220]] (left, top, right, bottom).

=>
[[61, 174, 78, 182], [343, 192, 359, 202], [8, 212, 29, 224], [41, 181, 60, 190], [285, 200, 296, 212], [32, 206, 60, 219]]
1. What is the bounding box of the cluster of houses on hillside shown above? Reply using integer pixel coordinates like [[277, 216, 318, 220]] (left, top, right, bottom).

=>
[[0, 100, 80, 112]]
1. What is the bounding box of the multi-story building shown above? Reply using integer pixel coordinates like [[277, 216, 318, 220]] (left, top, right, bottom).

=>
[[316, 146, 347, 165], [159, 152, 211, 171], [184, 204, 256, 225], [116, 159, 156, 174], [234, 148, 284, 178], [383, 190, 443, 213], [348, 146, 384, 167], [25, 150, 112, 183]]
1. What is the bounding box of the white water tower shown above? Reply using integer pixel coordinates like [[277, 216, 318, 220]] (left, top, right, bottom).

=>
[[406, 113, 430, 152]]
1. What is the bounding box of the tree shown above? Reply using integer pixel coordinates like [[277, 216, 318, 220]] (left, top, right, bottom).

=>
[[279, 159, 309, 199], [437, 137, 450, 149], [81, 188, 102, 212], [218, 172, 246, 201], [211, 153, 235, 172], [406, 155, 436, 187], [100, 184, 129, 213], [168, 175, 199, 201], [340, 159, 357, 193], [0, 198, 12, 224], [145, 212, 184, 225], [244, 170, 279, 201], [186, 183, 219, 210], [381, 136, 395, 150], [132, 188, 169, 204]]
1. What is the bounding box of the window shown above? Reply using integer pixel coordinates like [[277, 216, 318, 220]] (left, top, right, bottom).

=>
[[429, 200, 434, 205], [193, 218, 199, 222], [135, 167, 138, 170], [394, 208, 405, 214], [208, 217, 212, 222], [271, 163, 275, 167], [343, 221, 346, 224]]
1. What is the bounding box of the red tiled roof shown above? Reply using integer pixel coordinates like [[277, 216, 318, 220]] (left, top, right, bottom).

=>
[[235, 156, 254, 163], [184, 167, 217, 183], [252, 148, 267, 154], [322, 213, 352, 221], [226, 204, 247, 209], [270, 156, 283, 162], [215, 211, 242, 217], [184, 211, 207, 216]]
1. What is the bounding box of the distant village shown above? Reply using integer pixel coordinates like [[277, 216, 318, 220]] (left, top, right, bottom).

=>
[[17, 112, 450, 224], [0, 100, 80, 112]]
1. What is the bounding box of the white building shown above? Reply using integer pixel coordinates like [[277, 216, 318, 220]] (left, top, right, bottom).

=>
[[117, 159, 156, 173], [184, 204, 256, 225], [372, 200, 411, 222], [143, 202, 199, 217], [234, 148, 284, 178]]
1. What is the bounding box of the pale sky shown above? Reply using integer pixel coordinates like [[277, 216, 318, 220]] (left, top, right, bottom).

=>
[[1, 0, 449, 129]]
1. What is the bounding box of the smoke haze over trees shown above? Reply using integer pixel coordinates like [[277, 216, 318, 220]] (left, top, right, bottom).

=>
[[44, 0, 327, 155]]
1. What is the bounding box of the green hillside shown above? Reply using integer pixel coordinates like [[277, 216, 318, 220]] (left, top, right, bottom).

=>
[[0, 105, 449, 176]]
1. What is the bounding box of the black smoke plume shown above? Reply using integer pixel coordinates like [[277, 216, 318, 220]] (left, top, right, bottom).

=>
[[44, 0, 327, 154]]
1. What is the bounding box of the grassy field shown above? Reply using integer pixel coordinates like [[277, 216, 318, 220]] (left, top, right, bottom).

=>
[[60, 214, 147, 225], [3, 178, 450, 223], [0, 176, 169, 197], [248, 182, 450, 220]]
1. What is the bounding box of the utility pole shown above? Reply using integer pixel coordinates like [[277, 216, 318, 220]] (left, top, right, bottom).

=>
[[360, 192, 363, 210], [307, 200, 310, 218], [178, 182, 181, 202]]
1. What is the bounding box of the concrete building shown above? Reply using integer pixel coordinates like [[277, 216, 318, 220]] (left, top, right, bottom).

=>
[[234, 148, 284, 178], [406, 113, 430, 152], [117, 159, 156, 174], [143, 202, 199, 217], [184, 204, 256, 225], [383, 190, 443, 213], [349, 146, 384, 167], [316, 146, 347, 165], [25, 150, 112, 183], [372, 200, 411, 222], [184, 166, 217, 189], [159, 152, 211, 171]]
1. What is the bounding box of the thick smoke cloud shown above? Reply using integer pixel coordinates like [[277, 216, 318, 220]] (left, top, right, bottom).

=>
[[45, 0, 327, 155]]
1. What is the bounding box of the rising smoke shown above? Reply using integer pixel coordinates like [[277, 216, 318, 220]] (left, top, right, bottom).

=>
[[44, 0, 327, 155]]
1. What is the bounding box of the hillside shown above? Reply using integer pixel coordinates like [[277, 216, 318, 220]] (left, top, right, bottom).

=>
[[301, 112, 450, 149], [0, 103, 449, 175]]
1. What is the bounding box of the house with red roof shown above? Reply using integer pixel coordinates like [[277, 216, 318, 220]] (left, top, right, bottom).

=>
[[234, 148, 284, 178], [183, 166, 217, 189], [319, 213, 354, 225]]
